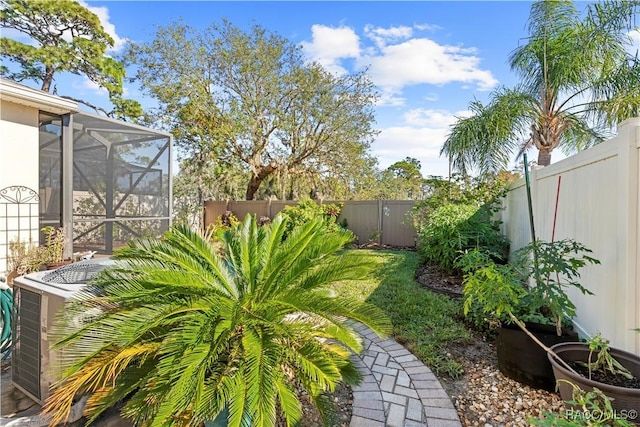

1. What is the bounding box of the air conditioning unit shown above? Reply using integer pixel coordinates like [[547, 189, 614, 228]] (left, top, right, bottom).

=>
[[11, 259, 116, 405]]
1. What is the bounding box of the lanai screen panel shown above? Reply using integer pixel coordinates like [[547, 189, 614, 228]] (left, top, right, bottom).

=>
[[71, 113, 171, 253]]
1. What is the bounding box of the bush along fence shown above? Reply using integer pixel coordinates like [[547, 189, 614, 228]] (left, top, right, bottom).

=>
[[204, 199, 418, 247]]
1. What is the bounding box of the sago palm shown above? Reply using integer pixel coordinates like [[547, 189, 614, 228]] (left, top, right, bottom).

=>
[[441, 0, 640, 175], [43, 215, 391, 427]]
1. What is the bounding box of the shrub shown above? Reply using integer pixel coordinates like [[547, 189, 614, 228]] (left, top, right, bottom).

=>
[[411, 171, 516, 231], [205, 211, 240, 241], [278, 199, 346, 238], [417, 203, 509, 274]]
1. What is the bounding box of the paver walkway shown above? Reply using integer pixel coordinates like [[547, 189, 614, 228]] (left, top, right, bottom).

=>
[[1, 323, 463, 427], [348, 321, 462, 427]]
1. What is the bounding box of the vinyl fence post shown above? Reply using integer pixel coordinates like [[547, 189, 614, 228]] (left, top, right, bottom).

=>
[[377, 200, 383, 245]]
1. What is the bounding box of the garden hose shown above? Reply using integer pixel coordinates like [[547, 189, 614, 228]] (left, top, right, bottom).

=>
[[0, 282, 12, 360]]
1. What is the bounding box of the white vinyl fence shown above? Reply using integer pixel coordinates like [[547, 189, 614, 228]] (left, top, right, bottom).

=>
[[501, 118, 640, 355]]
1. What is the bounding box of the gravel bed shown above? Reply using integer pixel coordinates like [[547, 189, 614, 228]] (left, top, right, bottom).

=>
[[437, 332, 567, 427], [447, 359, 566, 426]]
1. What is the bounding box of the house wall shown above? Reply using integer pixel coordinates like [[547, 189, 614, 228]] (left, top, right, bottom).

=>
[[0, 79, 78, 277], [501, 118, 640, 355], [1, 100, 40, 193], [0, 99, 41, 274]]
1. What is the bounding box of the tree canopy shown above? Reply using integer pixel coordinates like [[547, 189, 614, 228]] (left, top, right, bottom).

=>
[[127, 20, 379, 200], [0, 0, 141, 118], [441, 0, 640, 175], [375, 157, 427, 200]]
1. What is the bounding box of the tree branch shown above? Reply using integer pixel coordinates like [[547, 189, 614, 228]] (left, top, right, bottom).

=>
[[59, 95, 112, 117]]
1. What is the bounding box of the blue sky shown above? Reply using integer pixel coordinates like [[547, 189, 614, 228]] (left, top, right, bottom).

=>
[[7, 1, 640, 177]]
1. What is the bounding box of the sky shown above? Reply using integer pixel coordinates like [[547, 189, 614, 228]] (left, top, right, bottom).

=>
[[6, 1, 640, 178]]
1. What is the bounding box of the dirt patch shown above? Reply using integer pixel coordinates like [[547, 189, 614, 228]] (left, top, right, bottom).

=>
[[569, 362, 640, 389], [415, 261, 464, 298]]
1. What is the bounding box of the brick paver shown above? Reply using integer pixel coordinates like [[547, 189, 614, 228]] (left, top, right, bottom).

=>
[[348, 322, 462, 427]]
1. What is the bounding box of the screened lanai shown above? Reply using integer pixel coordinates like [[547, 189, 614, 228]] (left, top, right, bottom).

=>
[[39, 112, 172, 255]]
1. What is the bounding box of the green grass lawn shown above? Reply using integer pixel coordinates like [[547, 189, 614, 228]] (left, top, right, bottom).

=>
[[332, 249, 471, 377]]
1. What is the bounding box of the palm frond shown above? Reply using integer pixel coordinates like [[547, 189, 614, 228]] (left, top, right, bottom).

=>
[[274, 374, 302, 427], [442, 87, 536, 175], [46, 215, 391, 425]]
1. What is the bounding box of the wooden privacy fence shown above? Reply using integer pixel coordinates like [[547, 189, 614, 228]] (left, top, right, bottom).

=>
[[204, 199, 418, 247]]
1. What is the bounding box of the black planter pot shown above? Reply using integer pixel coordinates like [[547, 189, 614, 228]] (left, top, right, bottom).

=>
[[496, 322, 578, 391], [548, 342, 640, 425]]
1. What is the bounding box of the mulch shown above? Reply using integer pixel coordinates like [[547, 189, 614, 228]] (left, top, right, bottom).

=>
[[414, 262, 464, 298]]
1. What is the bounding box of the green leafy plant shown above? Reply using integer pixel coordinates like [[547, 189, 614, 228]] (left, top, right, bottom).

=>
[[45, 214, 390, 426], [7, 227, 70, 274], [417, 202, 509, 274], [7, 237, 43, 276], [530, 380, 635, 426], [278, 199, 346, 238], [462, 239, 599, 336], [206, 210, 241, 238], [40, 226, 67, 265], [462, 238, 599, 374], [512, 239, 600, 336], [581, 333, 633, 381], [368, 230, 381, 243], [411, 172, 516, 230]]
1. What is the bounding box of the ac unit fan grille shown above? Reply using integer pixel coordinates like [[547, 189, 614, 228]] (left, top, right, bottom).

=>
[[12, 287, 41, 400]]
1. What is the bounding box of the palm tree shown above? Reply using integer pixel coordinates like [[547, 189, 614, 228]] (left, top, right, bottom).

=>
[[43, 215, 391, 427], [441, 0, 640, 175]]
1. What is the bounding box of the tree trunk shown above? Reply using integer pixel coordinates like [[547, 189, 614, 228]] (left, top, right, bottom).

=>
[[41, 66, 55, 93], [245, 164, 277, 200], [537, 149, 552, 167]]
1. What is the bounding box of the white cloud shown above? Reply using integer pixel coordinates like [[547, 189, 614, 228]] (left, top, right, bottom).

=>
[[374, 126, 451, 177], [424, 93, 439, 102], [78, 0, 128, 52], [374, 109, 472, 177], [299, 23, 498, 176], [301, 25, 360, 75], [360, 38, 497, 99], [72, 76, 109, 97], [415, 23, 442, 32], [628, 29, 640, 56], [403, 108, 468, 128], [376, 91, 406, 107], [301, 24, 497, 107], [364, 24, 413, 48]]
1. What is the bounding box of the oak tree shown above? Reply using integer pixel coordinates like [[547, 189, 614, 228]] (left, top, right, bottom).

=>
[[128, 20, 379, 200]]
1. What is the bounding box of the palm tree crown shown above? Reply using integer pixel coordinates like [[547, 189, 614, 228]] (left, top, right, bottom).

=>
[[441, 0, 640, 175], [44, 215, 391, 427]]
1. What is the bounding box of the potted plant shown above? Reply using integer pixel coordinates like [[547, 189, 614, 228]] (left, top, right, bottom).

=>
[[548, 334, 640, 422], [40, 226, 71, 269], [460, 238, 599, 391], [6, 237, 41, 285]]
